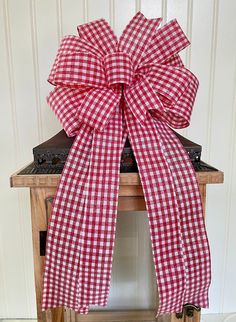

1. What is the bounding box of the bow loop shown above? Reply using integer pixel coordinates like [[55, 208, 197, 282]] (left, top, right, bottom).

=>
[[50, 51, 106, 88], [118, 12, 162, 68], [77, 19, 118, 55], [47, 87, 89, 137], [139, 19, 190, 67], [144, 64, 199, 128], [48, 35, 80, 85]]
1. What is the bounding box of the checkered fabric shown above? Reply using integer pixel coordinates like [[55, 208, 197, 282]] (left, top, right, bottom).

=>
[[42, 12, 211, 316]]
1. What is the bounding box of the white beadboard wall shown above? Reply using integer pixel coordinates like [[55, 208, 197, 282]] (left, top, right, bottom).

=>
[[0, 0, 236, 320]]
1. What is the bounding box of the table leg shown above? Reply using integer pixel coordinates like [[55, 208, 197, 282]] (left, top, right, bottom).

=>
[[30, 187, 63, 322]]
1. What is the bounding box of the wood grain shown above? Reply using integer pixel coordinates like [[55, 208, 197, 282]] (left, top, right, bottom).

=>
[[11, 168, 224, 188]]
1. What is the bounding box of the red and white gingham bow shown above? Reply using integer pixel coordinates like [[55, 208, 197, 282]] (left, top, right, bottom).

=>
[[42, 12, 211, 316]]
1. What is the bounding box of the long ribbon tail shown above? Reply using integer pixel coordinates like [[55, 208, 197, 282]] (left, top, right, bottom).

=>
[[154, 121, 211, 307], [76, 102, 127, 310], [42, 124, 94, 312], [123, 102, 186, 315]]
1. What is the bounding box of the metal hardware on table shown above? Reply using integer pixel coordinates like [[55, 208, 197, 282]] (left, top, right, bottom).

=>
[[175, 304, 201, 319], [175, 312, 184, 319], [184, 304, 201, 317]]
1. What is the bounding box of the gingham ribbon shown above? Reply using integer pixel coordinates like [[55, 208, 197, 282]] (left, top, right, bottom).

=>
[[42, 12, 211, 316]]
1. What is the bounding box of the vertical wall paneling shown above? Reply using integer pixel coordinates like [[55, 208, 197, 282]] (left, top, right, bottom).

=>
[[187, 0, 214, 153], [204, 0, 236, 314], [161, 0, 167, 23], [2, 0, 20, 164], [56, 0, 63, 42], [87, 0, 110, 21], [188, 1, 221, 311], [0, 0, 36, 318], [34, 0, 61, 139], [1, 0, 236, 318], [6, 0, 40, 164], [166, 0, 188, 37], [109, 0, 115, 30], [29, 0, 43, 143], [185, 0, 193, 70], [183, 0, 193, 138], [114, 0, 136, 37], [139, 0, 162, 18], [212, 1, 236, 313], [206, 0, 219, 163], [83, 0, 88, 21], [0, 0, 16, 317], [61, 0, 84, 35], [0, 241, 8, 318], [166, 0, 188, 137], [222, 58, 236, 313], [135, 0, 141, 12]]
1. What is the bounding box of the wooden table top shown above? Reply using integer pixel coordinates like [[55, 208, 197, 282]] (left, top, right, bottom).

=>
[[11, 163, 224, 188]]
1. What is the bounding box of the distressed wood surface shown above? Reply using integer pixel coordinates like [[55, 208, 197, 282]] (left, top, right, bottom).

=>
[[11, 167, 224, 188]]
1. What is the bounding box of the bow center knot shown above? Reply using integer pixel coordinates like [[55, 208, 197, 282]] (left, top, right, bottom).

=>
[[104, 52, 134, 86]]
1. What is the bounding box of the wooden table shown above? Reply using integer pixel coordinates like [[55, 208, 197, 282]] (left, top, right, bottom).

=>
[[10, 165, 223, 322]]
